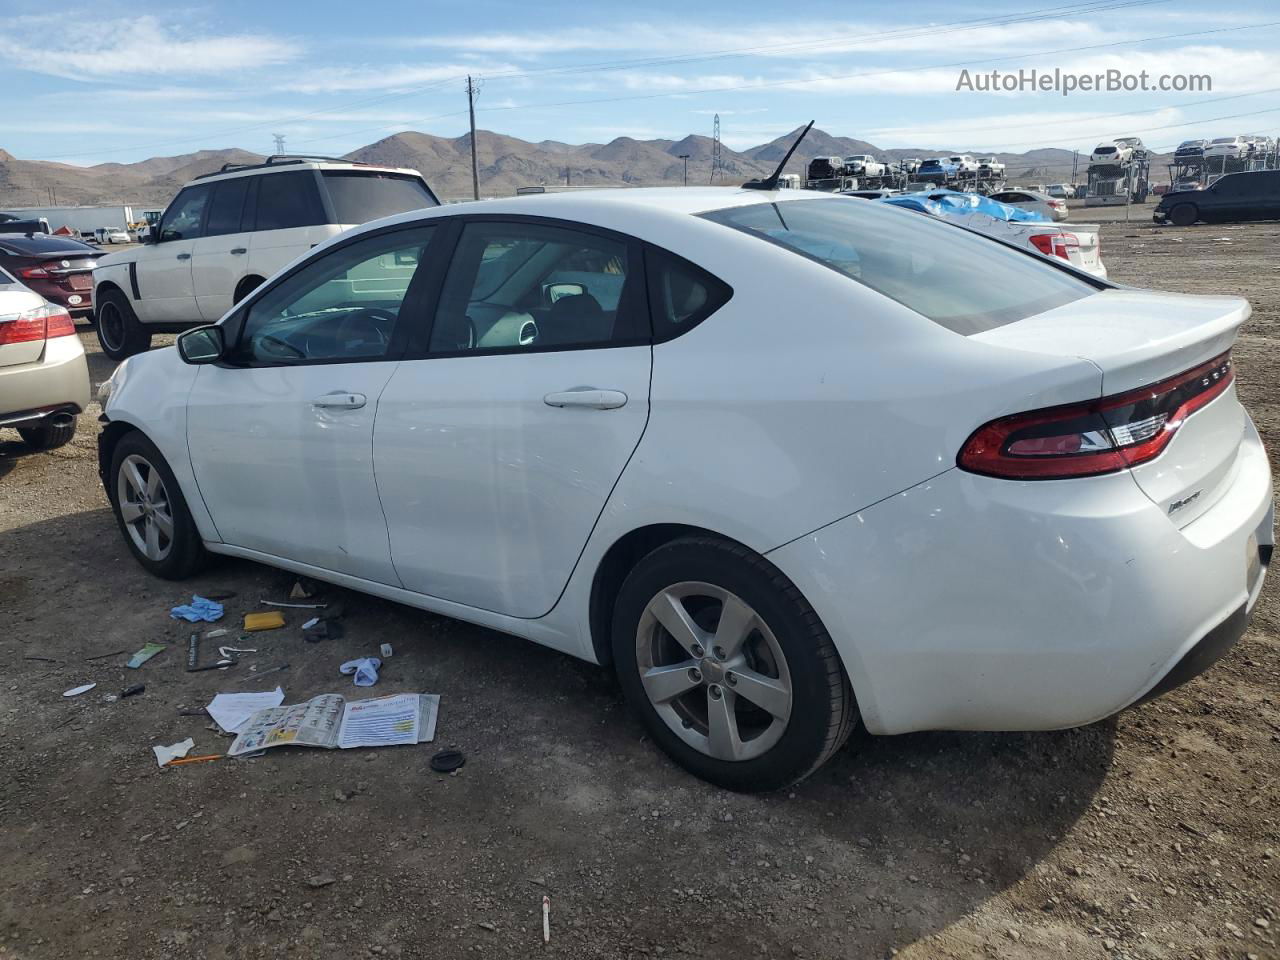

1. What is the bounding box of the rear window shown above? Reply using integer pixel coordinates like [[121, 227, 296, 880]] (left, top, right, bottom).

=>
[[700, 198, 1097, 335], [0, 234, 96, 256], [321, 172, 438, 224]]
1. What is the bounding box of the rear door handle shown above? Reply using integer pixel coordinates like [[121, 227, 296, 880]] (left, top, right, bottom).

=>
[[176, 253, 191, 261], [543, 388, 628, 410], [230, 247, 247, 255], [312, 392, 367, 410]]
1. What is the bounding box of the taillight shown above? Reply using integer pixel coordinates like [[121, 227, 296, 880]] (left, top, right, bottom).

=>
[[18, 266, 49, 279], [0, 303, 75, 345], [1028, 232, 1079, 260], [958, 351, 1234, 480]]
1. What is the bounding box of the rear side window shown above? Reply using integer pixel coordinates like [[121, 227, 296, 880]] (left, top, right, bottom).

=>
[[701, 199, 1097, 335], [252, 171, 325, 231], [321, 172, 438, 224], [644, 247, 732, 341], [206, 176, 251, 236]]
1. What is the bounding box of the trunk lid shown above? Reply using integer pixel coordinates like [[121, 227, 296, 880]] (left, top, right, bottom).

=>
[[0, 288, 52, 367], [973, 288, 1250, 526]]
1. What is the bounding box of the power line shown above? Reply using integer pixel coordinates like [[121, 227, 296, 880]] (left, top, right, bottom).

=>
[[28, 0, 1172, 162]]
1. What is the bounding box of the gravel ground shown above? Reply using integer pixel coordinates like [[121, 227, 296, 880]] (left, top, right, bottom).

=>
[[1, 210, 1277, 960]]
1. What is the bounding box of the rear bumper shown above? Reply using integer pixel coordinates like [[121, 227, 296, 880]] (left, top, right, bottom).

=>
[[768, 416, 1274, 735], [0, 337, 91, 424]]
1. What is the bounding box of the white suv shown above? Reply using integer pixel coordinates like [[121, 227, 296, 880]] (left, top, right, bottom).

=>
[[92, 156, 439, 359]]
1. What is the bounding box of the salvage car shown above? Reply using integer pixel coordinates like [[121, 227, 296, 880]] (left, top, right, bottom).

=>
[[0, 232, 98, 320], [97, 187, 1273, 791], [1154, 170, 1280, 225], [0, 267, 90, 449], [989, 188, 1069, 221], [92, 155, 439, 361]]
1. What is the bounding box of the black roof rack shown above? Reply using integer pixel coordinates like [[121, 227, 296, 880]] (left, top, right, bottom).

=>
[[194, 154, 372, 181]]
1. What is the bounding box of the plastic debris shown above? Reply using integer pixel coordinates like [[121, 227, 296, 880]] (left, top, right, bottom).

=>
[[244, 611, 286, 631], [153, 737, 195, 767], [207, 687, 285, 733], [339, 657, 381, 687], [219, 646, 257, 659], [380, 643, 394, 658], [543, 895, 551, 944], [236, 663, 290, 686], [430, 748, 465, 773], [62, 683, 96, 698], [262, 600, 326, 609], [126, 643, 167, 669], [121, 684, 145, 698], [170, 595, 225, 623], [205, 628, 229, 639], [302, 619, 342, 642]]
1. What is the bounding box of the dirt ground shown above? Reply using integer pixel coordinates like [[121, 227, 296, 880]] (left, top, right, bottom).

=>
[[1, 209, 1277, 960]]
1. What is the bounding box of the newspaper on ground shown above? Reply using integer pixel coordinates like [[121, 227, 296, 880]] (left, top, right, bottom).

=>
[[206, 687, 285, 733], [227, 693, 439, 758]]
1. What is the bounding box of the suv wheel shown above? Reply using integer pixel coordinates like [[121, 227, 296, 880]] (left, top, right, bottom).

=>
[[96, 289, 151, 361], [612, 537, 856, 791], [108, 431, 207, 579], [1169, 203, 1198, 227]]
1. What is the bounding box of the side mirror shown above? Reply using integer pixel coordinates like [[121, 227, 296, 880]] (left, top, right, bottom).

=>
[[545, 281, 586, 304], [140, 230, 157, 245], [177, 325, 225, 365]]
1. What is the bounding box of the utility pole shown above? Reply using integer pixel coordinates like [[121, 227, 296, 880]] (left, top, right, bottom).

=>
[[273, 133, 286, 154], [678, 154, 690, 186], [565, 167, 570, 186], [466, 75, 481, 201]]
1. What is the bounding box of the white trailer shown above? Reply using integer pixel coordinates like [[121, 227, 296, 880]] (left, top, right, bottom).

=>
[[0, 204, 136, 238]]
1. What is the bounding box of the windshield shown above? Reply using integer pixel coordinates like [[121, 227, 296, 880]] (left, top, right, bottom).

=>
[[700, 198, 1097, 335], [321, 172, 437, 224]]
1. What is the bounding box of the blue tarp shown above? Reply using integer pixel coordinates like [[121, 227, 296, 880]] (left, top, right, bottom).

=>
[[880, 189, 1049, 223]]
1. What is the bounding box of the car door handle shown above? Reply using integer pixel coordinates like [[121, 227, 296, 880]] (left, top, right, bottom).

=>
[[230, 247, 247, 255], [543, 388, 628, 410], [176, 253, 191, 261], [312, 392, 367, 410]]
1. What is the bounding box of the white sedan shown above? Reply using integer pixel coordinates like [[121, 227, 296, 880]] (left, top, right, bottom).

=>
[[96, 188, 1273, 791]]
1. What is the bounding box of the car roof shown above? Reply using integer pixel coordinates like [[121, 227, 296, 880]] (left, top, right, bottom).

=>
[[188, 158, 422, 186], [0, 233, 97, 255]]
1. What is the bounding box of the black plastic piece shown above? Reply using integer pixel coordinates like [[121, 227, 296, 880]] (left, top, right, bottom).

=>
[[430, 749, 466, 773]]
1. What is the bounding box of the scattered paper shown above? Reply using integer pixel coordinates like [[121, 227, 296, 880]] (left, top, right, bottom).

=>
[[206, 687, 285, 734], [153, 738, 195, 767], [227, 693, 439, 757], [62, 683, 96, 698], [338, 693, 420, 748]]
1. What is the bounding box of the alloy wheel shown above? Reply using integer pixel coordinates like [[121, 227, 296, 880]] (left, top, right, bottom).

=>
[[635, 581, 792, 762], [116, 454, 174, 561]]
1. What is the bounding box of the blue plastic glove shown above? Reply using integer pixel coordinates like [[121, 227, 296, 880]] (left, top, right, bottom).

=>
[[340, 657, 381, 687], [170, 595, 225, 623]]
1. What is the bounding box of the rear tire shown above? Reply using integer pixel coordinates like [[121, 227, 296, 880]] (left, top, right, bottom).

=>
[[1169, 203, 1198, 226], [612, 536, 856, 792], [96, 289, 151, 361], [108, 431, 207, 579], [18, 419, 76, 450]]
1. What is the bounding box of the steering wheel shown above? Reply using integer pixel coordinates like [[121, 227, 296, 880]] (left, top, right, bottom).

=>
[[333, 306, 398, 352]]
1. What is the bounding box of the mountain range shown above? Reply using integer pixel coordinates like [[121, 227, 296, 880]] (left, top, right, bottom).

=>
[[0, 126, 1153, 208]]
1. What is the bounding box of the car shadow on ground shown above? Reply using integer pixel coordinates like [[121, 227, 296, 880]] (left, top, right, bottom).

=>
[[1, 506, 1115, 958]]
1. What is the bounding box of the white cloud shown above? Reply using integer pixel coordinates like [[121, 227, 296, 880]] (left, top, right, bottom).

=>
[[0, 15, 300, 79], [279, 62, 518, 94]]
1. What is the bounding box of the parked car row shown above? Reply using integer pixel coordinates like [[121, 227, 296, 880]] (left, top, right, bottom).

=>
[[1175, 135, 1276, 161]]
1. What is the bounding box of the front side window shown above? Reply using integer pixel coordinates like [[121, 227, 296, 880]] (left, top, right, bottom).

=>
[[702, 198, 1097, 335], [159, 186, 211, 241], [428, 221, 644, 354], [206, 177, 251, 236], [252, 171, 326, 232], [236, 225, 435, 364]]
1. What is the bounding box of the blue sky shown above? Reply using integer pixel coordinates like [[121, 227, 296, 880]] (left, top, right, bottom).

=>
[[1, 0, 1278, 164]]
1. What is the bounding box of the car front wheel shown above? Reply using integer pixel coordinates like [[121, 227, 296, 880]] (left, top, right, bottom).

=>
[[612, 537, 856, 791], [109, 431, 207, 579], [96, 289, 151, 361], [1169, 203, 1198, 226]]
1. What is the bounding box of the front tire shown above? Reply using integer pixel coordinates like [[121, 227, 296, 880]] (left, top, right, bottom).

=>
[[18, 419, 76, 450], [96, 289, 151, 361], [612, 537, 856, 792], [1169, 203, 1198, 226], [108, 431, 207, 579]]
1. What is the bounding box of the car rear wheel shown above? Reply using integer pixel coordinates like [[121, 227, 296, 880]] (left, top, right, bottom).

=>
[[96, 289, 151, 361], [1169, 203, 1198, 227], [109, 431, 206, 579], [612, 536, 856, 791], [18, 418, 76, 450]]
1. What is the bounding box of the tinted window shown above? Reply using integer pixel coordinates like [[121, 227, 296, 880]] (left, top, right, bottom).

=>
[[429, 221, 644, 353], [159, 185, 211, 241], [238, 225, 434, 364], [645, 246, 731, 340], [206, 176, 251, 236], [322, 172, 437, 224], [702, 199, 1097, 335], [0, 268, 13, 284], [252, 171, 325, 232]]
